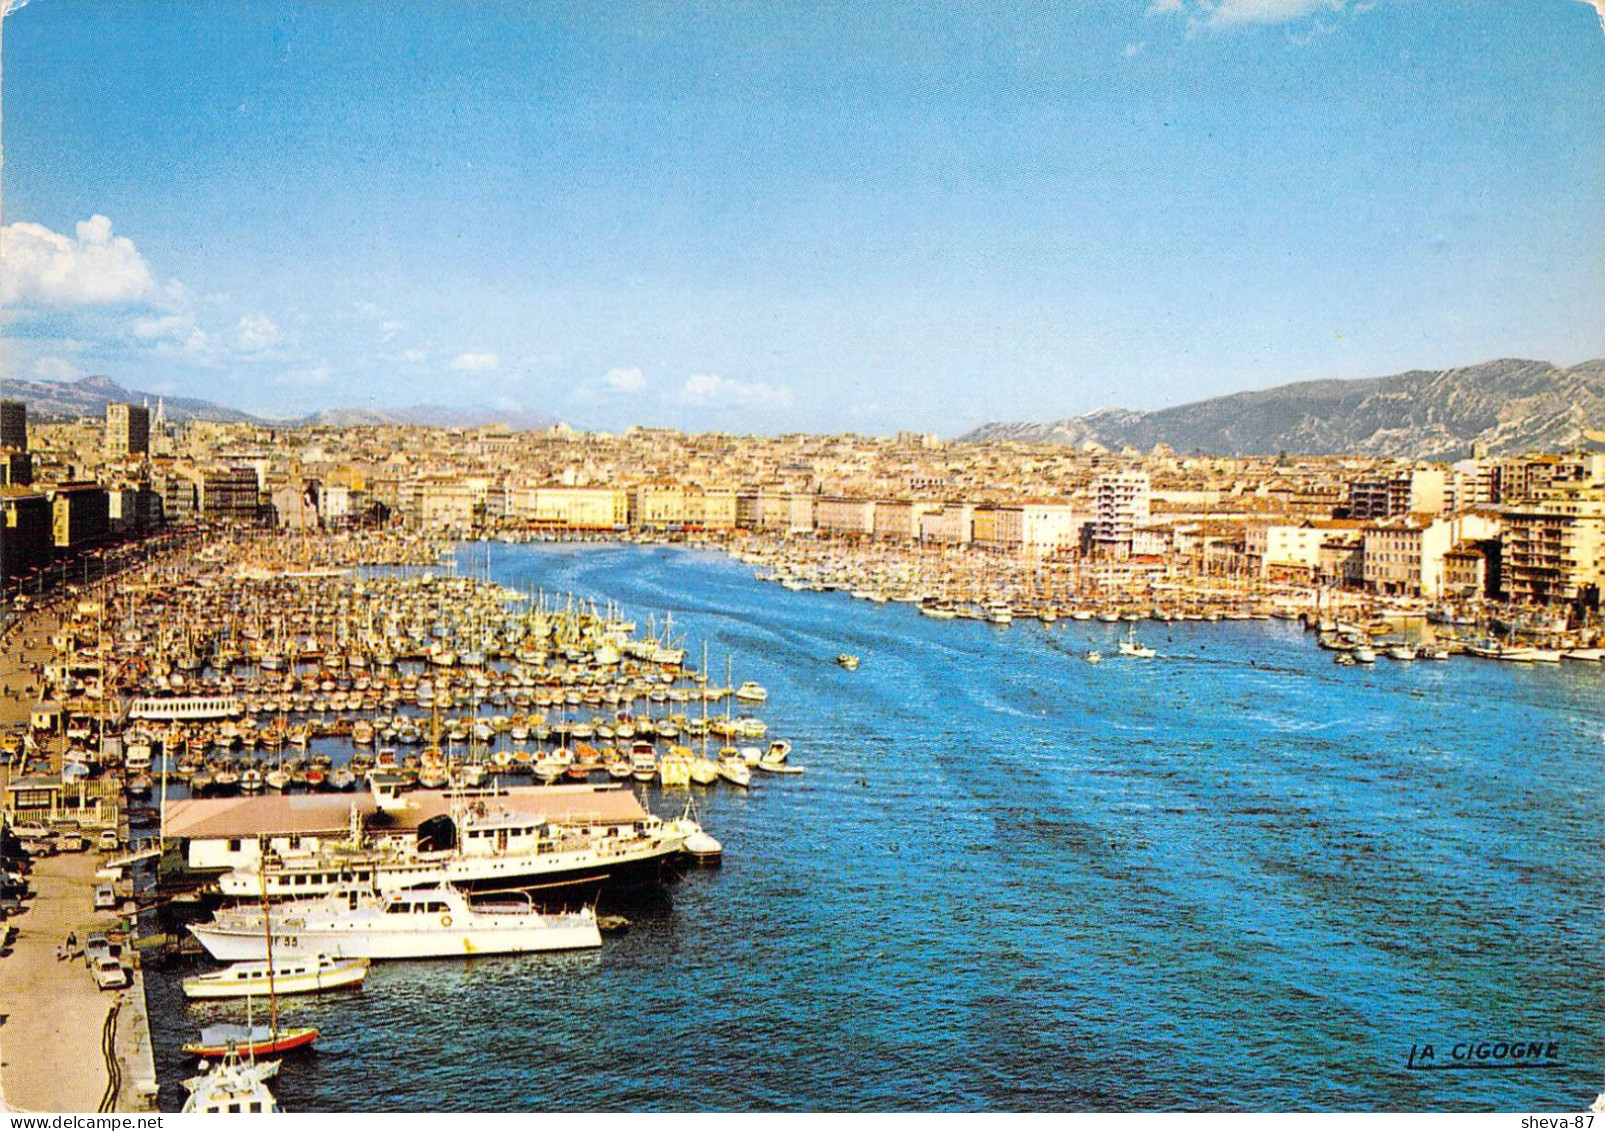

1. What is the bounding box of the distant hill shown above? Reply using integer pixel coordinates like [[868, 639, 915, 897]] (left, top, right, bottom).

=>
[[0, 374, 261, 424], [960, 358, 1605, 459], [301, 404, 561, 431], [0, 376, 562, 432]]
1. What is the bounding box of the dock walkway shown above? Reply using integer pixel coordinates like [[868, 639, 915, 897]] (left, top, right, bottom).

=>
[[0, 852, 156, 1112]]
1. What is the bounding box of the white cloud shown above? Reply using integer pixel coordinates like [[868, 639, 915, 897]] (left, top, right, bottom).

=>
[[1151, 0, 1360, 30], [400, 348, 429, 363], [31, 356, 85, 382], [236, 313, 282, 352], [1124, 41, 1148, 57], [380, 319, 405, 341], [450, 352, 500, 372], [1203, 0, 1345, 27], [131, 312, 196, 341], [275, 365, 333, 388], [602, 366, 646, 392], [681, 373, 794, 410], [0, 215, 156, 308]]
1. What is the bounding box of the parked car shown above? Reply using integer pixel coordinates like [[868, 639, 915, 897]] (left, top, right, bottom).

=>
[[83, 932, 111, 967], [96, 830, 121, 852], [94, 885, 118, 911], [92, 957, 129, 991]]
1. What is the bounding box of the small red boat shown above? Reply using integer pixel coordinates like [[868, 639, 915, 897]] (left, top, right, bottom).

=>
[[183, 1024, 320, 1059]]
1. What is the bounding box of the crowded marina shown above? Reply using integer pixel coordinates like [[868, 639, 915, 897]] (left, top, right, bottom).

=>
[[0, 526, 1599, 1113]]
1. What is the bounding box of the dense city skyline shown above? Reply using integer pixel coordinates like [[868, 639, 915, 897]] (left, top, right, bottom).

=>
[[1, 1, 1602, 435]]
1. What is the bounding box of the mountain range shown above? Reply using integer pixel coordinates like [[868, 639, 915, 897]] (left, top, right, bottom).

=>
[[960, 358, 1605, 459], [6, 359, 1603, 457], [0, 374, 559, 432]]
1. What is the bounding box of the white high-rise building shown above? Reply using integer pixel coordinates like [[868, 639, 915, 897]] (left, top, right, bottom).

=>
[[1094, 471, 1150, 557]]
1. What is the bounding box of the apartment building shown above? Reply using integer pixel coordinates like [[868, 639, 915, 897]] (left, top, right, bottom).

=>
[[1501, 486, 1605, 605], [1362, 511, 1501, 598], [814, 497, 877, 537], [106, 402, 151, 459], [1093, 471, 1150, 558]]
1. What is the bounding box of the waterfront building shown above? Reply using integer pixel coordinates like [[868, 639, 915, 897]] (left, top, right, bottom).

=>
[[1094, 471, 1150, 559], [685, 488, 737, 531], [971, 502, 1084, 557], [514, 486, 629, 530], [155, 467, 201, 520], [1361, 511, 1502, 598], [1130, 524, 1175, 560], [629, 483, 687, 529], [740, 489, 799, 532], [1244, 521, 1325, 581], [815, 496, 876, 537], [0, 487, 54, 587], [786, 493, 816, 534], [1442, 538, 1502, 599], [1319, 531, 1366, 588], [1501, 486, 1605, 605], [872, 500, 940, 541], [418, 477, 481, 529], [106, 402, 152, 459], [49, 482, 111, 552], [107, 485, 164, 536], [920, 503, 974, 546], [199, 466, 265, 523]]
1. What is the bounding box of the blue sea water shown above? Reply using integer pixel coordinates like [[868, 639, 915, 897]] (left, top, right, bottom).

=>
[[146, 542, 1605, 1111]]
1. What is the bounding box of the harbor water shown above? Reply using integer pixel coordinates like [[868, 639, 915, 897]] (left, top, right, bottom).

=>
[[146, 542, 1604, 1111]]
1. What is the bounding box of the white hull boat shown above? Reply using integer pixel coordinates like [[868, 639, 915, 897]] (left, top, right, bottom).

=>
[[182, 954, 370, 1000], [191, 886, 602, 962]]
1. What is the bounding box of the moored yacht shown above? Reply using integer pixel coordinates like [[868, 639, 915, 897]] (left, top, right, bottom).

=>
[[212, 789, 703, 901], [191, 885, 602, 961], [182, 953, 370, 1000]]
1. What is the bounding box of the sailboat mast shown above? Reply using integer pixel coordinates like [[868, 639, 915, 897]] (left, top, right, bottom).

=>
[[258, 840, 278, 1037]]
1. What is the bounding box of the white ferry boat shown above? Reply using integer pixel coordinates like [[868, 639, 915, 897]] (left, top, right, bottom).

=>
[[213, 794, 701, 901], [191, 885, 602, 961]]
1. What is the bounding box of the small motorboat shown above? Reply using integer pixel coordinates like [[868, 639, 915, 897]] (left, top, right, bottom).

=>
[[836, 654, 860, 670], [1117, 627, 1156, 658], [716, 752, 752, 789], [682, 828, 723, 866], [733, 681, 768, 703], [756, 759, 804, 775], [182, 954, 369, 1000]]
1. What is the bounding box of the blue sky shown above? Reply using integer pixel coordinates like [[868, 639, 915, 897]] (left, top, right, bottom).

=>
[[1, 0, 1601, 434]]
